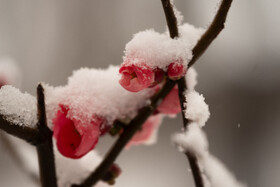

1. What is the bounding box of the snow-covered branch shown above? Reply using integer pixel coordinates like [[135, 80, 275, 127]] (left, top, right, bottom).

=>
[[0, 86, 39, 144]]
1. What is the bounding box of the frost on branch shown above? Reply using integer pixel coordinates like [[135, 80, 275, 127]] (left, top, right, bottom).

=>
[[184, 91, 210, 127], [0, 86, 37, 127], [172, 124, 246, 187]]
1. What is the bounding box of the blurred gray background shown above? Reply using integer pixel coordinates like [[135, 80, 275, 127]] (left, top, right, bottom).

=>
[[0, 0, 280, 187]]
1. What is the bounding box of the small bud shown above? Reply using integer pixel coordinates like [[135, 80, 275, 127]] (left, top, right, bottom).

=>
[[167, 62, 186, 80], [119, 63, 155, 92]]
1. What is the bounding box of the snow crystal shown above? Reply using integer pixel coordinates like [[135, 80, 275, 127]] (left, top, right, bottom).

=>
[[172, 123, 246, 187], [55, 147, 109, 187], [123, 29, 192, 71], [172, 123, 208, 159], [186, 67, 198, 91], [45, 66, 155, 129], [178, 23, 205, 49], [184, 91, 210, 127], [0, 86, 37, 127], [0, 57, 21, 87]]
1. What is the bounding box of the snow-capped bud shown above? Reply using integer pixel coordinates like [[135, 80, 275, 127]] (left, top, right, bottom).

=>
[[126, 114, 163, 148], [167, 62, 186, 80], [157, 85, 181, 115], [119, 64, 155, 92], [53, 105, 101, 159]]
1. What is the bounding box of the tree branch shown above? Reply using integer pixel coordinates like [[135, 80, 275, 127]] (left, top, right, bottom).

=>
[[0, 114, 39, 144], [36, 84, 58, 187], [72, 79, 176, 187], [73, 0, 234, 186], [161, 0, 179, 39], [161, 1, 205, 187], [188, 0, 233, 68]]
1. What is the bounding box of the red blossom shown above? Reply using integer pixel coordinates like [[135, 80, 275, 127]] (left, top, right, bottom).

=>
[[119, 64, 155, 92], [126, 114, 162, 148], [157, 85, 181, 115], [53, 105, 102, 159], [167, 62, 186, 80]]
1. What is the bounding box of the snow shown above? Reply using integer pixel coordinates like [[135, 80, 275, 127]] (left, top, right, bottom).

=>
[[172, 123, 246, 187], [55, 147, 109, 187], [178, 23, 205, 49], [0, 86, 37, 127], [172, 123, 208, 159], [186, 67, 198, 91], [0, 57, 21, 87], [123, 29, 192, 71], [170, 0, 184, 25], [45, 66, 156, 129], [201, 155, 247, 187], [184, 91, 210, 127]]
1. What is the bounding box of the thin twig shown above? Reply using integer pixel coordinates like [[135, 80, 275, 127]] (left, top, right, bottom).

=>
[[161, 1, 204, 187], [72, 79, 176, 187], [0, 114, 39, 144], [188, 0, 233, 68], [36, 84, 58, 187], [161, 0, 179, 39], [178, 0, 233, 186]]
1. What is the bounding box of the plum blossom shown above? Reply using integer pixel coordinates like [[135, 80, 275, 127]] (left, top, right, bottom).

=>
[[157, 85, 181, 115], [167, 61, 186, 80], [119, 64, 155, 92], [53, 105, 103, 159], [126, 114, 163, 148]]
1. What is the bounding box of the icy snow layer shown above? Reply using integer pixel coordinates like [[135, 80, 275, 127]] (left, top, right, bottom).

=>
[[0, 86, 37, 127], [184, 91, 210, 127], [172, 124, 246, 187], [55, 147, 109, 187], [123, 29, 192, 71], [0, 57, 21, 87], [45, 65, 155, 129]]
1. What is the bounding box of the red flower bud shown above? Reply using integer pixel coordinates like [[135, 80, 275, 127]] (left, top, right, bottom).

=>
[[167, 62, 186, 80], [53, 105, 102, 159], [119, 64, 155, 92]]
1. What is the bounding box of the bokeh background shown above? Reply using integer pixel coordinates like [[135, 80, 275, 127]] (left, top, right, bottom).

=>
[[0, 0, 279, 186]]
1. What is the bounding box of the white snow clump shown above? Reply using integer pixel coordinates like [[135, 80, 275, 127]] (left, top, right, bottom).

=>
[[45, 65, 156, 129], [184, 91, 210, 127], [123, 29, 192, 70], [172, 123, 246, 187], [0, 86, 37, 127]]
